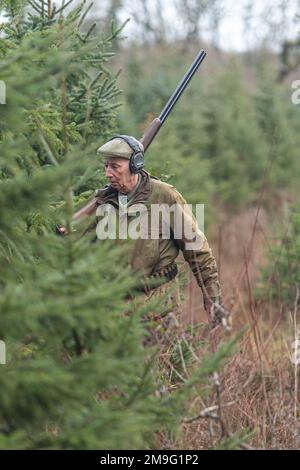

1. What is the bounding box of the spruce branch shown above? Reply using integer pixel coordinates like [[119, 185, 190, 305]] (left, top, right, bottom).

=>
[[78, 0, 93, 29], [82, 22, 96, 42], [37, 129, 60, 167], [28, 0, 43, 15], [108, 17, 130, 42], [55, 0, 74, 19]]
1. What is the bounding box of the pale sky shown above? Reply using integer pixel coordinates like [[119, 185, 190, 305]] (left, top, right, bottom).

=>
[[115, 0, 300, 51], [1, 0, 299, 51]]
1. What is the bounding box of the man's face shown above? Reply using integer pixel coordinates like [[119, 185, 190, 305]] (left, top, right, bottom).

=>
[[104, 157, 131, 192]]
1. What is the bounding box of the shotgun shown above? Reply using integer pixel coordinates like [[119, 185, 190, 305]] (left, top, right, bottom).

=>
[[73, 49, 207, 223]]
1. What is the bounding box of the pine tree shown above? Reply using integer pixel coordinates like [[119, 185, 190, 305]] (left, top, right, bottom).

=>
[[0, 0, 164, 450], [0, 1, 235, 450], [255, 69, 300, 195], [202, 60, 269, 209], [259, 203, 300, 307]]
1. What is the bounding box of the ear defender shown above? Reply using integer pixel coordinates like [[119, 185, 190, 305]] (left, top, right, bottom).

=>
[[109, 135, 145, 173]]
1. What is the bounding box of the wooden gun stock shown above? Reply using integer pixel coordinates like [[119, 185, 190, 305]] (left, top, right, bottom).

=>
[[73, 197, 99, 221], [140, 117, 161, 151]]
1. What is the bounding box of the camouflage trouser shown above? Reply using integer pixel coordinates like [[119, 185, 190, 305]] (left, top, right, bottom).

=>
[[143, 277, 182, 345], [142, 277, 187, 386]]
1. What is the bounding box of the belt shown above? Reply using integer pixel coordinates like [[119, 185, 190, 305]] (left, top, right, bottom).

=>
[[143, 262, 178, 293], [129, 263, 178, 295], [150, 262, 178, 282]]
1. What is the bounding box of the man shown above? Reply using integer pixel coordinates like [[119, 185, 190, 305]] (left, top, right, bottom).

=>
[[94, 135, 230, 330]]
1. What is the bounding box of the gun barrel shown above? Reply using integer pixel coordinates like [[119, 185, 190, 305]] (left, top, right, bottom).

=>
[[159, 49, 207, 125]]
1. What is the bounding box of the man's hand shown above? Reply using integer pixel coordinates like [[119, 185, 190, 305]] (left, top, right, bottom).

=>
[[204, 297, 232, 332], [55, 225, 69, 236]]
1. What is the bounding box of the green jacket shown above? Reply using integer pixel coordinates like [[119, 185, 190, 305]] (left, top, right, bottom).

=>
[[94, 170, 221, 301]]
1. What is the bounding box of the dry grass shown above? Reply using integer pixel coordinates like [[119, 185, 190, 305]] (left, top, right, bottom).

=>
[[159, 207, 300, 450]]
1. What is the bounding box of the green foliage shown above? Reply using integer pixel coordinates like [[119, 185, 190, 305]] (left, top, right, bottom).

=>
[[0, 0, 171, 450], [255, 71, 300, 193], [0, 0, 123, 182], [259, 203, 300, 306], [202, 62, 269, 208]]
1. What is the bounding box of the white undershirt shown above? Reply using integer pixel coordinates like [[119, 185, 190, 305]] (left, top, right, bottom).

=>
[[118, 174, 141, 208]]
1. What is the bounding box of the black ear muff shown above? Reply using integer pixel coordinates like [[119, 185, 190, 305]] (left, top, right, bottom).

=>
[[129, 149, 144, 174], [109, 134, 144, 173]]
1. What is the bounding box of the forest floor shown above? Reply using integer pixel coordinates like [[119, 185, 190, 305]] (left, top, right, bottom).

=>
[[158, 206, 300, 449]]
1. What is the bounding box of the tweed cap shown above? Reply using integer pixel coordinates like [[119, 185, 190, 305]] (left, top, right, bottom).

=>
[[97, 136, 143, 159]]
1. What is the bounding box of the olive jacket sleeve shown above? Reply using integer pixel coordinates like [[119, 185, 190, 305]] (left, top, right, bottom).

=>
[[169, 187, 221, 301]]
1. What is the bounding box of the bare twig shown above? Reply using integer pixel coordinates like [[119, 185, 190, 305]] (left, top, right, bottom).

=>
[[183, 401, 235, 423]]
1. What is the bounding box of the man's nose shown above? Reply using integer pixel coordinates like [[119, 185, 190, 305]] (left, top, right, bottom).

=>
[[105, 167, 113, 178]]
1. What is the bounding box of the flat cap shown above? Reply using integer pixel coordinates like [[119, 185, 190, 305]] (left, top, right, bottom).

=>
[[97, 136, 143, 159]]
